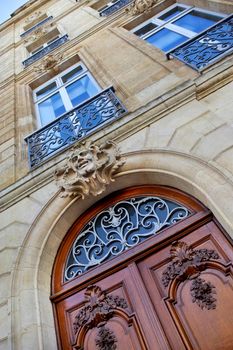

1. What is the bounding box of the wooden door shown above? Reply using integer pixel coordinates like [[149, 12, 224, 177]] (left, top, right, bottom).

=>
[[51, 186, 233, 350]]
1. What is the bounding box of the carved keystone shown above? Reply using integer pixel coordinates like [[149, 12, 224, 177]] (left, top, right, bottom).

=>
[[54, 140, 125, 199]]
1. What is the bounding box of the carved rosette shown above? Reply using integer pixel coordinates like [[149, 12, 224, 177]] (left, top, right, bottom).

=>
[[126, 0, 159, 15], [73, 285, 127, 349], [162, 241, 219, 310], [34, 53, 63, 73], [96, 326, 117, 350], [190, 277, 217, 310], [54, 140, 125, 199]]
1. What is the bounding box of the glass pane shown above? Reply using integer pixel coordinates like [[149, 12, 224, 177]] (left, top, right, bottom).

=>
[[134, 22, 158, 37], [146, 28, 188, 52], [62, 65, 84, 83], [36, 82, 57, 100], [38, 92, 66, 126], [159, 6, 185, 21], [66, 75, 99, 107], [174, 11, 221, 33]]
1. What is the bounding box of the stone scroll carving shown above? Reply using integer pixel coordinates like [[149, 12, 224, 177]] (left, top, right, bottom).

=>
[[73, 285, 127, 349], [126, 0, 159, 15], [162, 241, 219, 310], [34, 53, 63, 73], [54, 140, 125, 199]]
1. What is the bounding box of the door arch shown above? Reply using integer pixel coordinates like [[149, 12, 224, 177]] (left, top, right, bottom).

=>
[[51, 185, 233, 350]]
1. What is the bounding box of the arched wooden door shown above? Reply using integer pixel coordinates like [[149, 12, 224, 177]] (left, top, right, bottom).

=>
[[51, 186, 233, 350]]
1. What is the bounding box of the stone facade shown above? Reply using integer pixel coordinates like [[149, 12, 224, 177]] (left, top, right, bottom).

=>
[[0, 0, 233, 349]]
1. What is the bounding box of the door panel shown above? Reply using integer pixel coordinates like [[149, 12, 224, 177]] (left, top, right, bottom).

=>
[[138, 222, 233, 350], [55, 265, 170, 349]]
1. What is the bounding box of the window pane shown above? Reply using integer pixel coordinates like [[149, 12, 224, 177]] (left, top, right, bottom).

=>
[[36, 82, 57, 100], [174, 11, 221, 33], [66, 75, 99, 107], [146, 28, 188, 52], [38, 92, 66, 126], [62, 65, 84, 83], [134, 23, 158, 37], [159, 6, 185, 21]]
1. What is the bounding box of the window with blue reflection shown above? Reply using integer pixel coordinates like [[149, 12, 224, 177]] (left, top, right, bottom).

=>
[[66, 75, 99, 107], [174, 11, 221, 33], [38, 92, 66, 126], [132, 4, 225, 53], [146, 29, 188, 52], [34, 63, 100, 127]]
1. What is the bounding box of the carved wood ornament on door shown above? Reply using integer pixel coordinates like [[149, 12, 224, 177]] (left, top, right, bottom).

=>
[[52, 185, 233, 350]]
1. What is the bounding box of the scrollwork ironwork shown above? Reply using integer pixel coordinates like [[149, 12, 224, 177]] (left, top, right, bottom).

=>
[[168, 15, 233, 71], [65, 197, 190, 281], [25, 87, 127, 168]]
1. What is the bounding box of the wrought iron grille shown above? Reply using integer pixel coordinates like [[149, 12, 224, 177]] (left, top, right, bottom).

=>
[[22, 34, 69, 67], [64, 196, 190, 281], [25, 87, 127, 168], [99, 0, 132, 16], [20, 16, 53, 37], [167, 15, 233, 71]]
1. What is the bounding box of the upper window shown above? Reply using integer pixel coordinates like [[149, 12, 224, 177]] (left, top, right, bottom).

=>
[[33, 63, 100, 127], [132, 4, 225, 52]]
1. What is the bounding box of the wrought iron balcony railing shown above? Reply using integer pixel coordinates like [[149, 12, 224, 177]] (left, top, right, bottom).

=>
[[25, 87, 127, 168], [22, 34, 69, 68], [99, 0, 132, 16], [167, 14, 233, 71], [20, 16, 53, 37]]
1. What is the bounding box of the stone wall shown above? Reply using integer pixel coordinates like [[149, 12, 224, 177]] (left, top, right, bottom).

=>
[[0, 0, 233, 348]]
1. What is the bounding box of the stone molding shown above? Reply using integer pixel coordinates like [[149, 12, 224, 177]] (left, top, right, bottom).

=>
[[54, 140, 125, 198]]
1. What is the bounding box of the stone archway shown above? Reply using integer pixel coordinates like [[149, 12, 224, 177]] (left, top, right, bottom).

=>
[[11, 150, 233, 349]]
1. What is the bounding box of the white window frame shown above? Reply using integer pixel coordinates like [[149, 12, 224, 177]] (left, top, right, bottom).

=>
[[132, 3, 226, 52], [33, 62, 101, 128]]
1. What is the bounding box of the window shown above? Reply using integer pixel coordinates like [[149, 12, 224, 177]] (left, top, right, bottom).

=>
[[132, 4, 225, 52], [33, 63, 100, 127]]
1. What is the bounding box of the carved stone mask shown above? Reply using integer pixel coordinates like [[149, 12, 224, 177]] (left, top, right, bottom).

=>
[[54, 140, 125, 198]]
